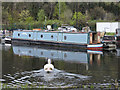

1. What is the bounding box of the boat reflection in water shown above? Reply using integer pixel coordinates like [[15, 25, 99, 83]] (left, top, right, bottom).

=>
[[3, 44, 119, 88], [13, 45, 103, 70], [11, 45, 103, 86]]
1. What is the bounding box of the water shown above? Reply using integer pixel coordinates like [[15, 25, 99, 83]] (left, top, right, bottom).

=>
[[1, 44, 120, 88]]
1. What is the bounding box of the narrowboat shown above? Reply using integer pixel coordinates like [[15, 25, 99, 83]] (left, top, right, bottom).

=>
[[12, 30, 103, 50]]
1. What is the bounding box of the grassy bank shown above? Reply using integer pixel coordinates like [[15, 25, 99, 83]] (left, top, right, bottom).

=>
[[0, 82, 119, 89], [105, 32, 115, 36]]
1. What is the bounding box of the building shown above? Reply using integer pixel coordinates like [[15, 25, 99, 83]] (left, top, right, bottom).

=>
[[96, 22, 120, 33]]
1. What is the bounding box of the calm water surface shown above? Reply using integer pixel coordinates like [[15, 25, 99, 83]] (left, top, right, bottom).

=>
[[2, 44, 120, 88]]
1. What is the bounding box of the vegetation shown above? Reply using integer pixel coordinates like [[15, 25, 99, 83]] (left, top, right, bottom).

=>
[[2, 2, 120, 30], [105, 32, 116, 36], [1, 82, 119, 89]]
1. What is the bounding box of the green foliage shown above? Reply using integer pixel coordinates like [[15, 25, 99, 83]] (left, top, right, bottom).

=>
[[89, 7, 106, 20], [53, 2, 67, 19], [25, 17, 34, 24], [72, 12, 87, 27], [18, 10, 34, 26], [45, 19, 63, 26], [8, 14, 14, 24], [2, 2, 120, 30], [19, 10, 31, 22], [37, 9, 45, 23], [87, 20, 97, 31], [104, 12, 115, 21], [60, 8, 73, 24], [106, 32, 115, 36]]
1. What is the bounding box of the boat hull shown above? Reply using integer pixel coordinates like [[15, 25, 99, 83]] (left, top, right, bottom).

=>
[[12, 38, 104, 50], [87, 44, 103, 50], [12, 38, 87, 49]]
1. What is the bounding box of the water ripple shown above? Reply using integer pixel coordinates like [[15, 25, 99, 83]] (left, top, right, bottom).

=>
[[3, 68, 91, 88]]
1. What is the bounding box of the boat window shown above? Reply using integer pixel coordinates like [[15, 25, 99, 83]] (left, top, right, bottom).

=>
[[51, 53, 54, 56], [41, 35, 43, 38], [18, 33, 20, 36], [41, 52, 43, 55], [51, 35, 53, 39], [29, 50, 31, 53], [29, 34, 31, 37], [64, 53, 67, 58], [18, 49, 20, 52], [64, 36, 67, 40]]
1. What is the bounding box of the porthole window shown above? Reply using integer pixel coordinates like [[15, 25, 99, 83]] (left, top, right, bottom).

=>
[[29, 34, 31, 37], [18, 33, 20, 36], [41, 35, 43, 38], [51, 53, 54, 56], [18, 49, 20, 52], [41, 52, 43, 55], [29, 50, 31, 53], [51, 35, 53, 39], [64, 53, 67, 58], [64, 36, 67, 40]]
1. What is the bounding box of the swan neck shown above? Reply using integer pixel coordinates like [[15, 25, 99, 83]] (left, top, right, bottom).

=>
[[48, 59, 51, 64]]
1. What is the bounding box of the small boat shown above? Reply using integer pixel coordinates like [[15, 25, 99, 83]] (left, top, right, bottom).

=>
[[4, 36, 12, 44]]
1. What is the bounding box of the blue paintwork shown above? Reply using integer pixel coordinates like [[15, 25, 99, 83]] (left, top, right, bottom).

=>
[[13, 31, 34, 40], [13, 31, 89, 44], [36, 32, 58, 41], [62, 33, 88, 44]]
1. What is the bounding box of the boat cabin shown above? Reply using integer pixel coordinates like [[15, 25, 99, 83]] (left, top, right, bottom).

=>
[[116, 28, 120, 41], [89, 32, 101, 44]]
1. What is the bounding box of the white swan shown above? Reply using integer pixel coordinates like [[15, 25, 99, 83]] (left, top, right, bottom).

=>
[[44, 59, 54, 73]]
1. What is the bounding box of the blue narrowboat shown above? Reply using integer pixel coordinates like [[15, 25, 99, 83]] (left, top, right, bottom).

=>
[[12, 30, 103, 50]]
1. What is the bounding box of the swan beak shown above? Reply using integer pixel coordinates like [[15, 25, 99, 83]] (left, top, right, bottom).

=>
[[47, 71, 50, 73]]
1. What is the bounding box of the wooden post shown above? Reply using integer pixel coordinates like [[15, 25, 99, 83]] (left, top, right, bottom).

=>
[[90, 33, 92, 44], [97, 32, 101, 43], [97, 54, 101, 66], [90, 54, 93, 65]]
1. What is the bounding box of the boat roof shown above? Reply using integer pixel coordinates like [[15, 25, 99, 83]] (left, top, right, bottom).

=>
[[14, 30, 97, 34]]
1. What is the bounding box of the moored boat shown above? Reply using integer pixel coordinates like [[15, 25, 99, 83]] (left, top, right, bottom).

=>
[[12, 30, 103, 50], [4, 36, 12, 44]]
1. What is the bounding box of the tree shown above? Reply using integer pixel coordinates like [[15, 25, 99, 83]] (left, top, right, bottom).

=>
[[72, 12, 87, 27], [49, 2, 56, 19], [2, 9, 9, 24], [60, 8, 73, 24], [37, 9, 45, 23], [89, 7, 106, 20], [53, 2, 67, 20], [19, 10, 30, 22], [19, 10, 33, 25], [104, 12, 115, 21], [28, 3, 40, 20]]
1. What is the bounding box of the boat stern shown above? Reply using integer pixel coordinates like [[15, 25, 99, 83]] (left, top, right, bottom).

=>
[[87, 44, 103, 50]]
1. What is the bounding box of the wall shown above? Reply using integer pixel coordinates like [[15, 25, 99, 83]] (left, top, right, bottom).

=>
[[96, 22, 120, 33]]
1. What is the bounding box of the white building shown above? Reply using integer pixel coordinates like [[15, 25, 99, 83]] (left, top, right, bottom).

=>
[[96, 22, 120, 33]]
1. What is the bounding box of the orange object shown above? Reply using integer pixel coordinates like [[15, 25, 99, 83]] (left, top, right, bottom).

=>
[[97, 32, 101, 43], [90, 33, 92, 44], [33, 28, 41, 30]]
